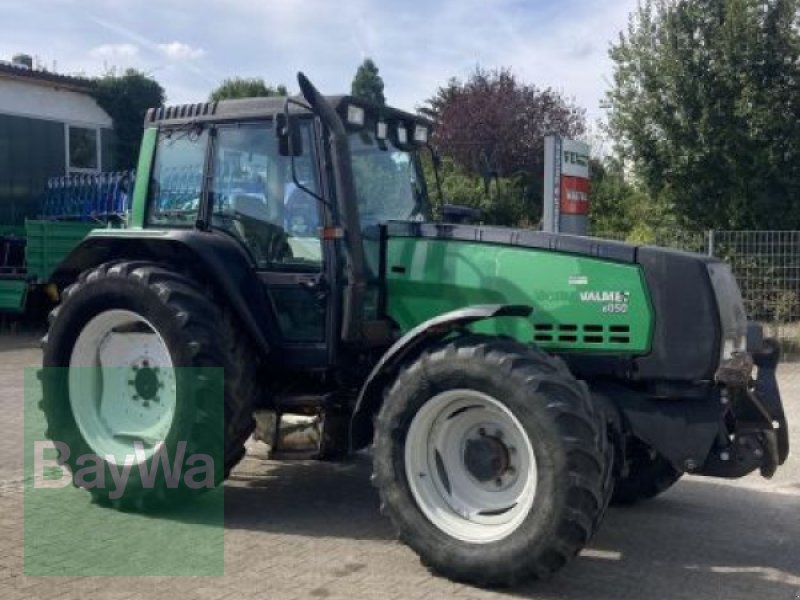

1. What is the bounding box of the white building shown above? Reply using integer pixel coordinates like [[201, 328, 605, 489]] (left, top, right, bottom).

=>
[[0, 57, 113, 228]]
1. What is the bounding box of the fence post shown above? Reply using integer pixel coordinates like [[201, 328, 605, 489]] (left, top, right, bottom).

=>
[[707, 229, 715, 257]]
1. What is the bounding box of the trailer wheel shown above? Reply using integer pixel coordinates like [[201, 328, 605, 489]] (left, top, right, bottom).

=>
[[372, 336, 610, 586], [611, 438, 682, 505], [41, 261, 258, 509]]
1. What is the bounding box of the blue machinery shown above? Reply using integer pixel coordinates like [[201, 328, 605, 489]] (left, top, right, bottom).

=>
[[40, 170, 136, 221]]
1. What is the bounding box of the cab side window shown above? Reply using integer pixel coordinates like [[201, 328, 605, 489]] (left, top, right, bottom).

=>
[[210, 123, 322, 270], [146, 128, 208, 227]]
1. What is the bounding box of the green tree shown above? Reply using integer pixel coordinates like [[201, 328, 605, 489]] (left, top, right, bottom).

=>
[[607, 0, 800, 230], [589, 158, 636, 235], [210, 77, 288, 102], [589, 157, 679, 242], [91, 69, 165, 169], [351, 58, 386, 105], [421, 67, 585, 226]]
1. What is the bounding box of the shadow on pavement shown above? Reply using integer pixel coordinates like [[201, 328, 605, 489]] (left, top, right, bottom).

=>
[[224, 453, 395, 542], [528, 477, 800, 600], [223, 455, 800, 599]]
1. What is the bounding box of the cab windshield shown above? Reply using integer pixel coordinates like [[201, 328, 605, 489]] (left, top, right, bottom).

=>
[[349, 130, 431, 226]]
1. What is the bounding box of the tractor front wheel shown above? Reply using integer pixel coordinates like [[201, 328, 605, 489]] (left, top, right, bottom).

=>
[[372, 336, 611, 586]]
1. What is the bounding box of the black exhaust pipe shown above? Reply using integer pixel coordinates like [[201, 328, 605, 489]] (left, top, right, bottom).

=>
[[297, 72, 366, 344]]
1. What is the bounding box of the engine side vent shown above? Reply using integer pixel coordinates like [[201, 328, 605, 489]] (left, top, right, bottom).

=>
[[530, 322, 633, 349]]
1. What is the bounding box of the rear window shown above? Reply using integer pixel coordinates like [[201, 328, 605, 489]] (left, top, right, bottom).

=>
[[146, 128, 209, 227]]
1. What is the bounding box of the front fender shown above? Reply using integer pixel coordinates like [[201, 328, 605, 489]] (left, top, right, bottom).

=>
[[349, 304, 532, 450]]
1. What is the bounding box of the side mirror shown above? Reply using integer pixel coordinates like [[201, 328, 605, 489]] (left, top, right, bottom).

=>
[[276, 113, 303, 157], [442, 204, 481, 224]]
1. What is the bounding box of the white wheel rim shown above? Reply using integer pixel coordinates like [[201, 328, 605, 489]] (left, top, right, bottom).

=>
[[405, 389, 537, 544], [68, 309, 177, 465]]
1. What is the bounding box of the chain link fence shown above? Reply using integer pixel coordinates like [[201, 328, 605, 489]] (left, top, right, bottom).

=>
[[596, 230, 800, 360]]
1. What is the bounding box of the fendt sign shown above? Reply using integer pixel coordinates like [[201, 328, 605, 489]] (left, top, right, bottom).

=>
[[542, 136, 590, 235]]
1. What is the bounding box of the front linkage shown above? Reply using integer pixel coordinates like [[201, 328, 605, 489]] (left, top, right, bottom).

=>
[[704, 334, 789, 479]]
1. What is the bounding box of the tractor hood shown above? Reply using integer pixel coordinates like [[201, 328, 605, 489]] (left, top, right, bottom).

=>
[[382, 221, 727, 384]]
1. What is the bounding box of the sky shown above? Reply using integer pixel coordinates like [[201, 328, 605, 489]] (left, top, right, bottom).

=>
[[0, 0, 639, 128]]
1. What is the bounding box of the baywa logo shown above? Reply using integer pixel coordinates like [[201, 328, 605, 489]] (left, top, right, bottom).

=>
[[34, 440, 215, 500], [579, 290, 631, 304]]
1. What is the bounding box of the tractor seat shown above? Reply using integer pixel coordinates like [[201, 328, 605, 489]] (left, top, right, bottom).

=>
[[229, 193, 274, 222], [285, 188, 319, 237]]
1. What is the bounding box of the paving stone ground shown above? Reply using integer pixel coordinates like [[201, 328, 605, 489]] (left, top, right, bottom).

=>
[[1, 335, 799, 599]]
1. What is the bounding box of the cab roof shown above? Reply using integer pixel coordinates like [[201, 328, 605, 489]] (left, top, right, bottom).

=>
[[144, 95, 431, 128]]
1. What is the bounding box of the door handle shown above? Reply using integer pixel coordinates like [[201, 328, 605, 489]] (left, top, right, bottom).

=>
[[299, 276, 329, 302]]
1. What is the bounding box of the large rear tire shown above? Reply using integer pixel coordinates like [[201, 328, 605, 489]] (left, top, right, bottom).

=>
[[41, 261, 259, 509], [372, 336, 611, 586]]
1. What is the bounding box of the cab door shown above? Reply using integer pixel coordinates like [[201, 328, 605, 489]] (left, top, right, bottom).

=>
[[208, 119, 335, 368]]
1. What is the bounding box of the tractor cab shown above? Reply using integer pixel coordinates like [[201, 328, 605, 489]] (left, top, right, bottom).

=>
[[132, 79, 435, 368]]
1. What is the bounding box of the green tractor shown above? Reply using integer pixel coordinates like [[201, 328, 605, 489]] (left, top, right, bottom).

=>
[[40, 73, 789, 585]]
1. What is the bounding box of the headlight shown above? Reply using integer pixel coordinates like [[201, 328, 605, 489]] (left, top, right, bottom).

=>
[[707, 262, 747, 361], [397, 124, 408, 144]]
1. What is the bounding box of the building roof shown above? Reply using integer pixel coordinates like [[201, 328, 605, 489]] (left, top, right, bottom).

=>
[[0, 64, 111, 127], [0, 61, 92, 92]]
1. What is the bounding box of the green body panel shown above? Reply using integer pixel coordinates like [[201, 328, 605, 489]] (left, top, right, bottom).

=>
[[386, 238, 654, 353], [130, 127, 158, 229], [0, 280, 28, 313], [25, 220, 97, 282]]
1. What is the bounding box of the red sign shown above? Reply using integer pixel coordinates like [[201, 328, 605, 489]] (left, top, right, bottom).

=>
[[560, 176, 590, 215]]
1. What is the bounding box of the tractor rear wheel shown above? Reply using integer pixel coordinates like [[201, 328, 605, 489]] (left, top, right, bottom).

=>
[[372, 336, 611, 586], [41, 261, 259, 509], [611, 438, 682, 505]]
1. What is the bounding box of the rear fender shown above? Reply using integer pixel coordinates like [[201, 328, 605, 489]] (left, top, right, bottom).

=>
[[51, 228, 277, 357], [349, 304, 532, 451]]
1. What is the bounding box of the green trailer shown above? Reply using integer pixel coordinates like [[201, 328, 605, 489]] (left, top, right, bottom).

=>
[[0, 220, 97, 313], [0, 172, 132, 314]]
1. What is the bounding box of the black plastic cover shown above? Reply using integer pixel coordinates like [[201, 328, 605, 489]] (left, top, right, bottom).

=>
[[634, 246, 721, 382]]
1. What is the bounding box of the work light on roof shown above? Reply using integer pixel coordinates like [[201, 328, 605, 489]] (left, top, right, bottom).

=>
[[397, 124, 408, 144], [347, 104, 365, 126], [414, 125, 429, 144]]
